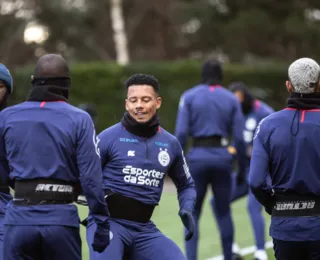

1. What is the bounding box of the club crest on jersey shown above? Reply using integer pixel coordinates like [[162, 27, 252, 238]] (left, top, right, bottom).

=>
[[158, 148, 170, 167]]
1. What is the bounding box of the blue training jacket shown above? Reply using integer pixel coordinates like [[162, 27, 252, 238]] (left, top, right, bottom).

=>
[[249, 108, 320, 241], [96, 122, 196, 211], [0, 101, 108, 227], [243, 100, 274, 158], [175, 84, 247, 171]]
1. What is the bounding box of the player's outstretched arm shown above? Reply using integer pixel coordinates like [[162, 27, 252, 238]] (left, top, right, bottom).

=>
[[168, 140, 196, 241], [76, 115, 110, 253]]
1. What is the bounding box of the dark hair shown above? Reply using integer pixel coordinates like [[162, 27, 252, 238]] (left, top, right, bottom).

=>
[[228, 81, 248, 93], [34, 54, 69, 78], [125, 74, 160, 94], [201, 59, 223, 85]]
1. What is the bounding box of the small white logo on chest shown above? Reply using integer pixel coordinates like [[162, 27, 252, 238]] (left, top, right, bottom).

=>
[[128, 150, 135, 156], [158, 148, 170, 167]]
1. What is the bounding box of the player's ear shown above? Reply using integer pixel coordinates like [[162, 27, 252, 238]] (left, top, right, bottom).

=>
[[317, 80, 320, 92], [125, 99, 129, 111], [156, 96, 162, 110], [286, 81, 293, 93]]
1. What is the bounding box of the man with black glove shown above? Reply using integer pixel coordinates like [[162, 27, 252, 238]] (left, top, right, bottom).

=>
[[249, 58, 320, 259], [174, 60, 247, 260], [210, 82, 274, 260], [0, 54, 110, 259], [85, 74, 196, 260]]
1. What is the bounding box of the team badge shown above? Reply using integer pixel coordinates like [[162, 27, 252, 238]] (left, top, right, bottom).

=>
[[158, 148, 170, 167]]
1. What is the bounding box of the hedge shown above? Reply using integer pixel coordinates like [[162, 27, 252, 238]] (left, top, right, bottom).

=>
[[10, 61, 289, 133]]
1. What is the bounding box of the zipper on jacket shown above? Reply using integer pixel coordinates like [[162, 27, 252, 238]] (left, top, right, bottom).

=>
[[145, 139, 149, 160]]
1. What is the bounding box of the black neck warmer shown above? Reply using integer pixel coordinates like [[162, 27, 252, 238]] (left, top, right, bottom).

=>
[[286, 92, 320, 136], [287, 92, 320, 109], [27, 77, 70, 102], [201, 79, 221, 86], [121, 111, 160, 138]]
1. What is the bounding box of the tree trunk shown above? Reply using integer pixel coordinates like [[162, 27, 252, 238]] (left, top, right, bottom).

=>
[[110, 0, 130, 65]]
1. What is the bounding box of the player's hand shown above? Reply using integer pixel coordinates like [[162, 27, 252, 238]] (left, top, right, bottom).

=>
[[236, 170, 246, 185], [179, 209, 195, 241], [92, 224, 110, 253], [265, 206, 272, 215]]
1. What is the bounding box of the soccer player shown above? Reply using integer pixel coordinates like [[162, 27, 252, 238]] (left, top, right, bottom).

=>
[[0, 54, 110, 259], [249, 58, 320, 259], [175, 59, 247, 260], [211, 82, 274, 260], [0, 63, 13, 260], [86, 73, 196, 260]]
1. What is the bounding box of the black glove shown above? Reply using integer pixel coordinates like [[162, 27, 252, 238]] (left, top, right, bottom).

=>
[[92, 224, 110, 253], [236, 170, 246, 185], [265, 206, 272, 215], [179, 209, 195, 241]]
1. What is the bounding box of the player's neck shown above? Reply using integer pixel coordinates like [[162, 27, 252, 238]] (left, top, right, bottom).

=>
[[121, 112, 160, 138], [287, 92, 320, 109], [27, 85, 69, 102]]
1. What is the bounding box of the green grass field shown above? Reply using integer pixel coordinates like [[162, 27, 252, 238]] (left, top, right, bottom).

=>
[[78, 188, 276, 260]]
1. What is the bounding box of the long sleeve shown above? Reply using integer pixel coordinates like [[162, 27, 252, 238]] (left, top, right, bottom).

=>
[[168, 140, 196, 211], [76, 115, 108, 226], [174, 94, 190, 150], [248, 118, 274, 209], [0, 113, 10, 190], [232, 100, 247, 173]]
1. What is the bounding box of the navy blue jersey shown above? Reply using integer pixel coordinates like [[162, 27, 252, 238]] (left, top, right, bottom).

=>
[[97, 123, 196, 211], [175, 84, 246, 171], [0, 101, 108, 227], [0, 147, 12, 216], [249, 108, 320, 241]]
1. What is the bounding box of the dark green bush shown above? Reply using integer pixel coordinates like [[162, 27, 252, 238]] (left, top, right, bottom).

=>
[[10, 61, 289, 133]]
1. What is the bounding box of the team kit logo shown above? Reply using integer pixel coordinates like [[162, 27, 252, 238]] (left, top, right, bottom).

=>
[[158, 148, 170, 167], [122, 166, 165, 187], [122, 148, 171, 187]]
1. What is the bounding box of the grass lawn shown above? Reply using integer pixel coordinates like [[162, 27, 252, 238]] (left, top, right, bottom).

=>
[[78, 189, 275, 260]]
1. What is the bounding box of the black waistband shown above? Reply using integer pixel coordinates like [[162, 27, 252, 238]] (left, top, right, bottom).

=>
[[192, 136, 226, 147], [105, 190, 155, 223], [272, 193, 320, 217], [13, 179, 77, 206], [0, 185, 10, 194]]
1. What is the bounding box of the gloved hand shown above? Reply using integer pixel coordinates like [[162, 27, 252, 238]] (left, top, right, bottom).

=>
[[236, 170, 246, 185], [92, 223, 110, 253], [265, 206, 272, 215], [179, 209, 195, 241]]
